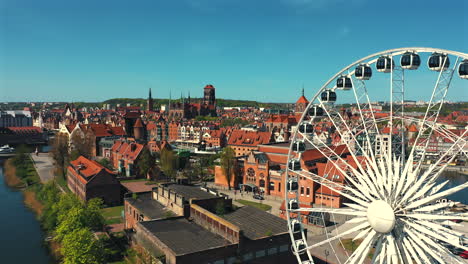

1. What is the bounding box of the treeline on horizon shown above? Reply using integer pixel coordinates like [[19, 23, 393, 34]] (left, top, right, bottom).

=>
[[102, 97, 286, 109]]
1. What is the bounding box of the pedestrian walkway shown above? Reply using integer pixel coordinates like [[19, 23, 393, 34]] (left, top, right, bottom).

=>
[[31, 153, 55, 183]]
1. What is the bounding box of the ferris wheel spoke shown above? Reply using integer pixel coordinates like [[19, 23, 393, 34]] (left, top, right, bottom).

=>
[[300, 126, 381, 201], [318, 98, 375, 172], [401, 219, 468, 251], [349, 76, 380, 164], [405, 233, 436, 264], [412, 200, 457, 212], [401, 237, 423, 264], [403, 179, 468, 211], [370, 236, 384, 264], [408, 56, 459, 166], [416, 219, 465, 239], [399, 212, 468, 221], [306, 221, 370, 251], [398, 137, 466, 206], [346, 229, 377, 264], [290, 169, 372, 206], [298, 133, 378, 201], [405, 226, 450, 264]]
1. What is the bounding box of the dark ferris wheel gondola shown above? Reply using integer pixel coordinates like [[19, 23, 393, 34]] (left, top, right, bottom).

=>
[[400, 52, 421, 70], [428, 52, 450, 71], [336, 75, 352, 90], [458, 59, 468, 79], [355, 64, 372, 80], [376, 56, 394, 73], [320, 90, 337, 103]]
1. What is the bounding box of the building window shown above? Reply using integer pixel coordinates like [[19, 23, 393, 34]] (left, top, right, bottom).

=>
[[306, 187, 310, 196], [243, 252, 253, 261], [278, 182, 281, 192], [255, 250, 266, 258], [300, 187, 304, 195], [269, 181, 275, 191], [267, 247, 278, 255], [279, 244, 289, 252]]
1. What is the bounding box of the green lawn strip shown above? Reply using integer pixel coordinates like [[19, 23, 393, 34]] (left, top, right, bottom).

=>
[[55, 175, 70, 193], [101, 205, 124, 219], [119, 179, 148, 183], [235, 199, 272, 211], [105, 217, 123, 225], [340, 238, 374, 259]]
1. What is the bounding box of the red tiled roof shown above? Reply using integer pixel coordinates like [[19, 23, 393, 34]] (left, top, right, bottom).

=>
[[227, 130, 272, 147], [69, 156, 116, 184], [7, 126, 42, 134], [296, 95, 309, 104]]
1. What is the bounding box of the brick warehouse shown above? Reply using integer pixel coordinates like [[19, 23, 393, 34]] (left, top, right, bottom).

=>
[[124, 183, 297, 264]]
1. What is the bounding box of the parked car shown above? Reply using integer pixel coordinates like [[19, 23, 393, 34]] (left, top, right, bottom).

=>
[[253, 194, 264, 200], [449, 219, 463, 223], [460, 251, 468, 259]]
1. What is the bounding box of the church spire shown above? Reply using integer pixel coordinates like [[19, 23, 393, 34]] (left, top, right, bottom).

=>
[[302, 84, 305, 97], [149, 87, 152, 99]]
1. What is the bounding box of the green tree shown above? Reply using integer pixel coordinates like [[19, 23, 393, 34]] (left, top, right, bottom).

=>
[[56, 206, 89, 241], [70, 130, 94, 159], [160, 148, 176, 180], [61, 228, 104, 264], [97, 158, 113, 170], [50, 134, 70, 178], [136, 148, 156, 179], [220, 147, 237, 190], [85, 198, 105, 231]]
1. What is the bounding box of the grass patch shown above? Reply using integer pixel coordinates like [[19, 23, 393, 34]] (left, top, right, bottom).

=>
[[105, 217, 123, 225], [119, 178, 147, 183], [235, 199, 272, 211], [340, 238, 375, 259], [55, 175, 70, 193], [102, 205, 124, 218]]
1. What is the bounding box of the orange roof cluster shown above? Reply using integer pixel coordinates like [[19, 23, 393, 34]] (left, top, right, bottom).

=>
[[69, 156, 115, 184], [111, 140, 145, 161], [227, 130, 272, 147], [82, 124, 126, 138]]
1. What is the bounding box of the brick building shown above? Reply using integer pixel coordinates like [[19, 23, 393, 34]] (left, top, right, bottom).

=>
[[110, 139, 145, 177], [124, 184, 296, 264], [227, 130, 273, 157], [67, 156, 121, 205]]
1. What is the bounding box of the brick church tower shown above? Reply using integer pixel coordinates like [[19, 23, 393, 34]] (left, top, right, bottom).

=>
[[147, 88, 154, 112], [201, 84, 216, 116], [203, 84, 216, 106]]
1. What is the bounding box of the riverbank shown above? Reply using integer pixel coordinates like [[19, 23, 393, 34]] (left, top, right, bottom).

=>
[[2, 156, 60, 262]]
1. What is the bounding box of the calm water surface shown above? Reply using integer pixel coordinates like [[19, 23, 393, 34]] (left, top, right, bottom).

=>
[[0, 160, 54, 264]]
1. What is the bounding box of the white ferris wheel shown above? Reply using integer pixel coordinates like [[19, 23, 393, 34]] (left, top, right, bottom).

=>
[[285, 47, 468, 264]]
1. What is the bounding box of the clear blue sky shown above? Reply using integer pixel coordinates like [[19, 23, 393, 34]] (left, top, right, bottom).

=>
[[1, 0, 467, 103]]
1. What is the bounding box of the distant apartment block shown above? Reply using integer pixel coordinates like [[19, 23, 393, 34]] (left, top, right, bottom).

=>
[[0, 110, 32, 127]]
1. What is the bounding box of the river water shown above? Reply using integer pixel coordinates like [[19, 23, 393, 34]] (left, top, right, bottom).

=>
[[0, 160, 54, 264]]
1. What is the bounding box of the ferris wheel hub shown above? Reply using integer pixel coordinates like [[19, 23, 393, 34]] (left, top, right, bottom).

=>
[[367, 200, 396, 234]]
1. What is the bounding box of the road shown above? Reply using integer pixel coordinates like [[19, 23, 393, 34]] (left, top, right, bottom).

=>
[[31, 153, 55, 183]]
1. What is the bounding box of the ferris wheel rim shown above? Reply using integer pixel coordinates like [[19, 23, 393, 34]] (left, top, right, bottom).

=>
[[284, 47, 468, 264]]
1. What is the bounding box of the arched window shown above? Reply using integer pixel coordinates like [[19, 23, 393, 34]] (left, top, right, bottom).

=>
[[259, 179, 265, 187]]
